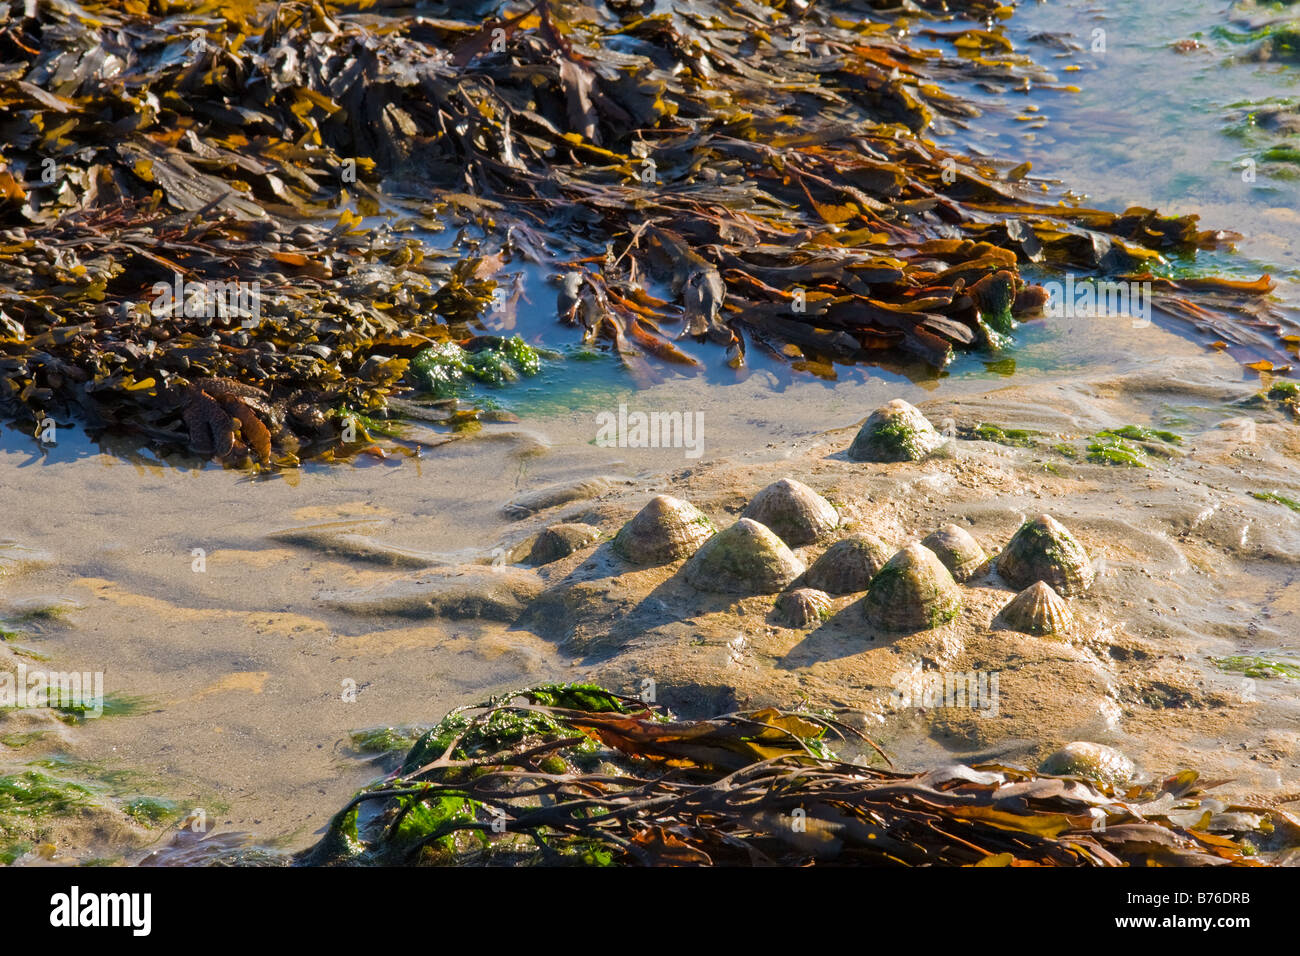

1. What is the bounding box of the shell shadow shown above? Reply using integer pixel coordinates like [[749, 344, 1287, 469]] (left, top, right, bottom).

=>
[[774, 598, 897, 668], [518, 539, 764, 657]]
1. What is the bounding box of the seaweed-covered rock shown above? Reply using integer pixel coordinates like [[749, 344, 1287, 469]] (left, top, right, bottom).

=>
[[683, 518, 805, 594], [612, 495, 715, 565], [862, 543, 962, 632], [740, 478, 839, 547], [847, 400, 944, 462]]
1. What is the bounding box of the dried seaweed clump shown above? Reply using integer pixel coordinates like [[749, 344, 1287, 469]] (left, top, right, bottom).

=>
[[300, 683, 1297, 867]]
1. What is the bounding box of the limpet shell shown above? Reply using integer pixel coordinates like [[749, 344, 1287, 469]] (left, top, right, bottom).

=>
[[775, 588, 833, 628], [611, 495, 714, 565], [862, 543, 963, 632], [740, 478, 839, 547], [998, 581, 1074, 636], [847, 399, 944, 463], [1040, 741, 1135, 787], [803, 533, 892, 594], [527, 523, 601, 565], [998, 514, 1095, 596], [683, 518, 805, 594], [922, 524, 988, 583]]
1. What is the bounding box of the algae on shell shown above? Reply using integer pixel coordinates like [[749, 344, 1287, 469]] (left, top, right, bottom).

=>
[[848, 400, 945, 463], [682, 518, 805, 594], [612, 495, 715, 565], [861, 543, 963, 632]]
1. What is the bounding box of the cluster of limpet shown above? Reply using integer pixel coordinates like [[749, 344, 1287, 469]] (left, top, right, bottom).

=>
[[607, 479, 834, 595], [589, 405, 1100, 642]]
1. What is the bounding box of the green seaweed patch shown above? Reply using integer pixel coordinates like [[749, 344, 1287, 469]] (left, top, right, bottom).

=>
[[5, 603, 75, 625], [1212, 655, 1300, 680], [969, 422, 1038, 447], [0, 770, 99, 839], [1087, 436, 1147, 467], [0, 841, 32, 865], [0, 731, 48, 748], [1251, 491, 1300, 513], [349, 725, 431, 755], [1087, 425, 1181, 467], [56, 693, 152, 723], [121, 796, 181, 827], [407, 336, 541, 399]]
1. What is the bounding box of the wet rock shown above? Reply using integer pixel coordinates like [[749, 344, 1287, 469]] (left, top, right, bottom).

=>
[[862, 543, 962, 632], [1040, 741, 1135, 787], [847, 399, 944, 462], [740, 478, 839, 547], [320, 565, 544, 622], [612, 495, 715, 565], [683, 518, 805, 594], [503, 477, 612, 519]]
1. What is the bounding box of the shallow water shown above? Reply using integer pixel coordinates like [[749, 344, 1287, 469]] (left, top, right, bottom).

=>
[[2, 0, 1299, 863]]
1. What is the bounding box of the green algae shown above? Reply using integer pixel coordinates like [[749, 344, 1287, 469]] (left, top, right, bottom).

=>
[[122, 796, 181, 827], [970, 422, 1038, 447], [1086, 424, 1182, 467], [1212, 655, 1300, 680], [407, 336, 542, 399], [1251, 491, 1300, 513], [349, 725, 431, 755]]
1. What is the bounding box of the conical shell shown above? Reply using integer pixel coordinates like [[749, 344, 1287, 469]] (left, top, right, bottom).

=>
[[526, 523, 601, 565], [804, 533, 892, 594], [847, 399, 944, 462], [862, 543, 962, 632], [998, 581, 1073, 636], [683, 518, 805, 594], [775, 588, 833, 628], [1040, 742, 1135, 787], [997, 514, 1094, 595], [611, 495, 714, 565], [922, 524, 988, 583], [740, 478, 839, 547]]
